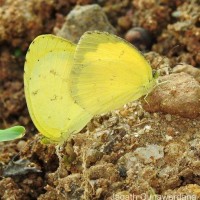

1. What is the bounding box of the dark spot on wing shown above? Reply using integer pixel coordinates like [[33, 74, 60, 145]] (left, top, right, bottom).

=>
[[119, 50, 124, 58], [50, 69, 57, 76], [51, 95, 58, 101], [32, 90, 38, 95]]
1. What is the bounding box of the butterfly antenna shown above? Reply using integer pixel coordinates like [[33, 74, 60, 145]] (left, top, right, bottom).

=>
[[154, 44, 181, 69], [167, 45, 182, 57]]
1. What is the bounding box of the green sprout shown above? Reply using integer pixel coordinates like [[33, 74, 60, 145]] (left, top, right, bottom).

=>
[[0, 126, 25, 142]]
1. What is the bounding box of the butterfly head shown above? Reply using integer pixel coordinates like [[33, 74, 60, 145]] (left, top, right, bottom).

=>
[[152, 70, 159, 79]]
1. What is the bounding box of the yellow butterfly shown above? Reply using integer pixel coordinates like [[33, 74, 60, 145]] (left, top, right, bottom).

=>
[[24, 32, 157, 143], [24, 35, 92, 143], [70, 31, 157, 115]]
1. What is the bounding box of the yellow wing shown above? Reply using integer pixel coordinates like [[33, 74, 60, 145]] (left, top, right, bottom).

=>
[[70, 31, 156, 115], [24, 35, 92, 143]]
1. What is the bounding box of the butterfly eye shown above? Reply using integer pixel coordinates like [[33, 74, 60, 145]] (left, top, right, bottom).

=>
[[152, 70, 159, 79]]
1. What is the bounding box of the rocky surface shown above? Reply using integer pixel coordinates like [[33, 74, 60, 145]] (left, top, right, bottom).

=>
[[1, 0, 200, 199]]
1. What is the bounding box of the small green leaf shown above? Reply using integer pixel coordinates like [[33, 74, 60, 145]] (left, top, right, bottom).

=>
[[0, 126, 25, 142]]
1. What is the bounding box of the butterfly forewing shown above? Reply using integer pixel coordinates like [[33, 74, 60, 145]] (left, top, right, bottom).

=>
[[70, 31, 155, 115]]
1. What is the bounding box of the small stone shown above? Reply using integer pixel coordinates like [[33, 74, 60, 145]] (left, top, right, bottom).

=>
[[118, 165, 127, 178], [144, 125, 151, 132], [85, 149, 103, 167], [165, 135, 173, 142], [17, 140, 26, 151], [138, 129, 145, 135], [117, 16, 132, 30], [134, 144, 164, 164], [166, 127, 175, 136], [134, 132, 139, 137], [56, 4, 116, 43], [173, 64, 200, 83], [87, 163, 120, 182], [119, 109, 130, 117], [143, 72, 200, 119], [125, 27, 153, 51], [165, 114, 172, 121]]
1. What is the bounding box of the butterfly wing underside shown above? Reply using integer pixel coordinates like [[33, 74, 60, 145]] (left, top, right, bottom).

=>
[[70, 31, 154, 115], [24, 35, 92, 142]]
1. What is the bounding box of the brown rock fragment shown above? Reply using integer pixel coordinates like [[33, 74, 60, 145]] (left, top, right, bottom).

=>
[[0, 177, 25, 199], [173, 64, 200, 83], [143, 72, 200, 118], [87, 163, 119, 182], [58, 174, 84, 197]]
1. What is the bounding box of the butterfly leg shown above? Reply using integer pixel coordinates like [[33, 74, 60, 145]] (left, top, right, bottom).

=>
[[143, 93, 150, 105]]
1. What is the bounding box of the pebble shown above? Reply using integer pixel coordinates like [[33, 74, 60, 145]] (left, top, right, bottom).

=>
[[125, 27, 153, 51], [143, 72, 200, 119], [56, 4, 116, 43], [17, 140, 26, 151], [173, 64, 200, 83], [134, 144, 164, 164], [165, 114, 172, 121]]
